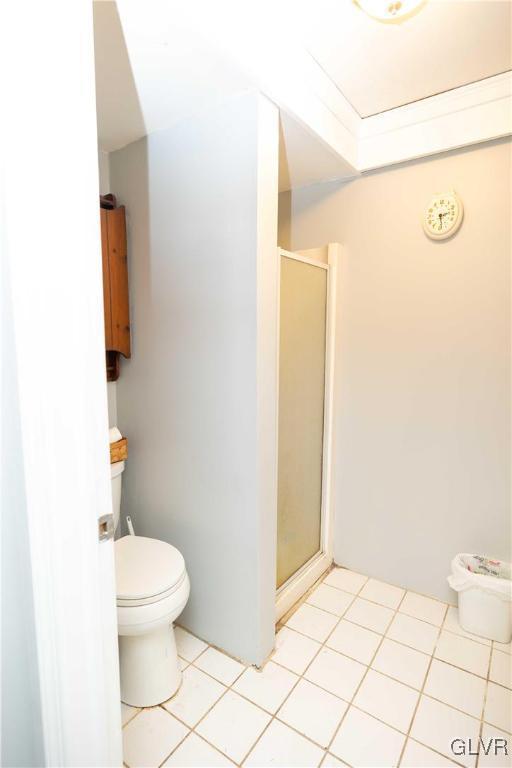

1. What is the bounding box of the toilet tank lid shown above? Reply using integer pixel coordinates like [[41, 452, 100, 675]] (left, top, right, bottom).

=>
[[111, 460, 125, 479], [115, 535, 186, 600]]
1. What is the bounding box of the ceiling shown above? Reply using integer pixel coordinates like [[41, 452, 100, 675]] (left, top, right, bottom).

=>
[[300, 0, 511, 117], [279, 113, 354, 190], [93, 0, 357, 190], [93, 1, 251, 152], [93, 0, 511, 190]]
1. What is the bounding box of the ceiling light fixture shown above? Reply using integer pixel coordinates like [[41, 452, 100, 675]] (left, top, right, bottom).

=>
[[354, 0, 426, 23]]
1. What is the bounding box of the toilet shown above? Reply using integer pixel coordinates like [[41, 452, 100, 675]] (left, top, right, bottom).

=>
[[111, 460, 190, 707]]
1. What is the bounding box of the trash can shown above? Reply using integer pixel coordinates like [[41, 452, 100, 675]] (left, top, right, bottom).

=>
[[448, 554, 512, 643]]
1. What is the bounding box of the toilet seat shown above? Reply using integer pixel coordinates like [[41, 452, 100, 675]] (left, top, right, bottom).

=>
[[115, 535, 186, 607]]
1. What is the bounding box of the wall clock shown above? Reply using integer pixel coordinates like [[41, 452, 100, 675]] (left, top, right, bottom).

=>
[[423, 191, 464, 240]]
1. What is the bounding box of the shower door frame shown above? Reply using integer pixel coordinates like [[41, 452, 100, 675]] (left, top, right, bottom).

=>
[[275, 245, 339, 621]]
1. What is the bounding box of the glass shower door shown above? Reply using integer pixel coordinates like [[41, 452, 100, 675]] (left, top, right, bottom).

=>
[[277, 253, 328, 589]]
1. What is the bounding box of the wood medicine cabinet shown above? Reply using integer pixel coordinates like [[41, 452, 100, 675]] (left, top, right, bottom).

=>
[[100, 194, 131, 380]]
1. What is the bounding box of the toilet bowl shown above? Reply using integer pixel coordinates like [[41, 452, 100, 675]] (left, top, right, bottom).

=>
[[115, 535, 190, 706], [111, 460, 190, 707]]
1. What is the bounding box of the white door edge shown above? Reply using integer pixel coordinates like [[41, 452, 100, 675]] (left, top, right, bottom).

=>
[[2, 3, 122, 765]]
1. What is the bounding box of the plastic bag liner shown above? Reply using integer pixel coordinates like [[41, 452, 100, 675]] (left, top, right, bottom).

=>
[[448, 553, 512, 601]]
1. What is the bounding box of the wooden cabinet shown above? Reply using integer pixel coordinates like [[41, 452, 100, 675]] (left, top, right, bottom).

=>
[[100, 195, 130, 380]]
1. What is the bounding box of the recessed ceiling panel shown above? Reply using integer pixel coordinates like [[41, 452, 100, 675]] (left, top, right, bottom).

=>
[[301, 0, 511, 116]]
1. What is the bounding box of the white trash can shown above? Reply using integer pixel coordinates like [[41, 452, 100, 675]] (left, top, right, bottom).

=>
[[448, 554, 512, 643]]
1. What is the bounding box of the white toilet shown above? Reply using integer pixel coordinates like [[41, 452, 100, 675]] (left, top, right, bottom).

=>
[[111, 460, 190, 707]]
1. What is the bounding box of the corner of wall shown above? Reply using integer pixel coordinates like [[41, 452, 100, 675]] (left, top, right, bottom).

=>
[[255, 93, 280, 664]]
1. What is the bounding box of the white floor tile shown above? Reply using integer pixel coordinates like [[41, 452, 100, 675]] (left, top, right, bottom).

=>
[[272, 627, 321, 675], [304, 647, 366, 702], [410, 696, 480, 767], [232, 661, 298, 714], [442, 606, 491, 646], [353, 669, 419, 733], [194, 646, 246, 686], [359, 578, 405, 610], [174, 627, 208, 662], [179, 657, 189, 671], [399, 592, 447, 627], [306, 583, 354, 617], [484, 681, 512, 733], [345, 597, 394, 634], [330, 706, 405, 767], [401, 739, 459, 767], [163, 666, 226, 727], [196, 690, 271, 764], [122, 568, 512, 768], [121, 702, 140, 727], [278, 679, 348, 748], [162, 732, 236, 767], [424, 659, 486, 718], [323, 568, 368, 595], [122, 707, 189, 768], [386, 612, 440, 654], [478, 722, 512, 767], [285, 604, 339, 643], [243, 719, 324, 768], [493, 640, 512, 655], [321, 754, 345, 767], [490, 649, 512, 689], [326, 619, 381, 665], [372, 638, 430, 690], [434, 630, 491, 678]]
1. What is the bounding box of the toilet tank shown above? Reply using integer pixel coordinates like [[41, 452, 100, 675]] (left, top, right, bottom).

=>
[[110, 460, 125, 532]]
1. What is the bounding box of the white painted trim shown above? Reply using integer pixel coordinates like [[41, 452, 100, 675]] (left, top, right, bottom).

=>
[[257, 52, 511, 180], [324, 243, 340, 562], [358, 72, 512, 171], [270, 64, 511, 180], [255, 94, 281, 664], [275, 247, 337, 622], [359, 72, 512, 139], [283, 251, 329, 270], [276, 552, 332, 621]]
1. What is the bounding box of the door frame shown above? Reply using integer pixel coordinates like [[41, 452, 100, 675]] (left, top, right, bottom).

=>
[[275, 244, 339, 621]]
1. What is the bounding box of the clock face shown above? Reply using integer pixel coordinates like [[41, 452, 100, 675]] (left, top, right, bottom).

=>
[[423, 192, 463, 240]]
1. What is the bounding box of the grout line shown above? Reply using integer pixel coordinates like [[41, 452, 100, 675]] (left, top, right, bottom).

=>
[[276, 566, 337, 630], [120, 705, 142, 729], [241, 576, 370, 766], [403, 736, 466, 768], [236, 610, 353, 765], [124, 573, 505, 768], [475, 637, 498, 768], [324, 587, 410, 758], [225, 574, 364, 766], [157, 725, 190, 768], [282, 613, 434, 657], [328, 570, 452, 613], [396, 609, 443, 767]]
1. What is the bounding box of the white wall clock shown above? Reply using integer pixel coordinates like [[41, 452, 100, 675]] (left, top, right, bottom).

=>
[[423, 191, 464, 240]]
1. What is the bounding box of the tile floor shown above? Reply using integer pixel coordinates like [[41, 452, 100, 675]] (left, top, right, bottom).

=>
[[122, 567, 512, 768]]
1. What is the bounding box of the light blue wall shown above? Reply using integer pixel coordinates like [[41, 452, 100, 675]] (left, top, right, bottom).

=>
[[282, 139, 511, 603], [110, 92, 279, 665]]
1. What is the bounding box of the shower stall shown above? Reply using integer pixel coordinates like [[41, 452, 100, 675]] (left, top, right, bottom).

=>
[[276, 245, 338, 619]]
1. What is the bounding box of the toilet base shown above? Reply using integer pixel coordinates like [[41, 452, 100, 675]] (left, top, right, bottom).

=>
[[119, 623, 181, 707]]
